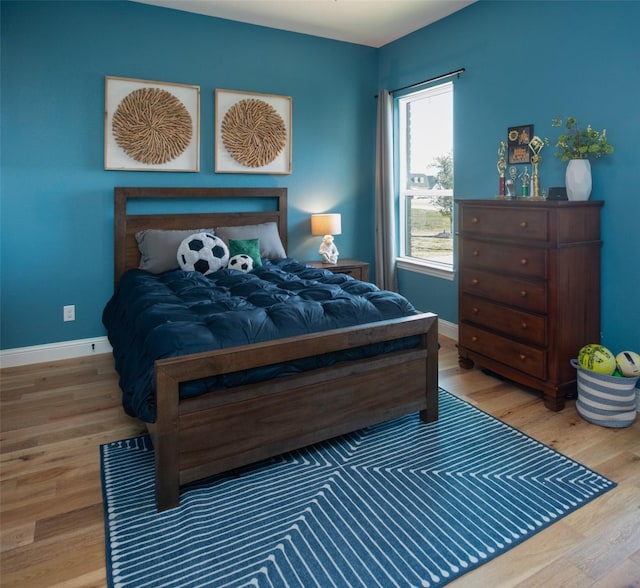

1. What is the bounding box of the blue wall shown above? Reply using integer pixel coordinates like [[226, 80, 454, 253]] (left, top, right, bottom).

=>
[[2, 0, 638, 354], [0, 1, 377, 349], [380, 0, 640, 351]]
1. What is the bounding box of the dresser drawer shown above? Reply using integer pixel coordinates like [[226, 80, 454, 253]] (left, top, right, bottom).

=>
[[461, 294, 547, 346], [460, 239, 547, 279], [459, 324, 547, 380], [460, 268, 547, 313], [460, 205, 549, 241]]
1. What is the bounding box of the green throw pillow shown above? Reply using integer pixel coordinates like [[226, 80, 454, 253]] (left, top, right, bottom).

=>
[[228, 238, 262, 267]]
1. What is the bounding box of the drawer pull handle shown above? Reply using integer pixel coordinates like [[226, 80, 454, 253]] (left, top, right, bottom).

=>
[[520, 290, 528, 297], [472, 278, 479, 285], [519, 353, 527, 361], [472, 217, 479, 224], [473, 250, 480, 257], [521, 322, 528, 329], [520, 221, 528, 228], [472, 307, 479, 314], [472, 336, 478, 342], [520, 258, 528, 265]]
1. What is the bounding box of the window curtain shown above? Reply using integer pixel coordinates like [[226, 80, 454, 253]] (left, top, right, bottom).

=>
[[374, 89, 397, 291]]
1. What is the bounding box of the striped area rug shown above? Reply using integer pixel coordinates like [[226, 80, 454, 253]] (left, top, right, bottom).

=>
[[101, 390, 615, 587]]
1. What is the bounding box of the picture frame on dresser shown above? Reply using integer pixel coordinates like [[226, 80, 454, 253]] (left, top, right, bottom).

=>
[[507, 124, 533, 164]]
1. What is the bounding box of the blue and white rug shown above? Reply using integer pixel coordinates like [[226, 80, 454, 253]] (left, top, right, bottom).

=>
[[101, 390, 615, 587]]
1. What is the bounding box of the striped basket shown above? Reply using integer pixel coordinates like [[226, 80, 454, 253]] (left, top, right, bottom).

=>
[[571, 359, 638, 428]]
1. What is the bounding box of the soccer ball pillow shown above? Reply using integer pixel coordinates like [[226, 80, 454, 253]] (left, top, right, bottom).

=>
[[177, 232, 229, 275], [228, 254, 254, 273]]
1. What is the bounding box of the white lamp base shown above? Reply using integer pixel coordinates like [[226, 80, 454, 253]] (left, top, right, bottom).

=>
[[318, 234, 339, 264]]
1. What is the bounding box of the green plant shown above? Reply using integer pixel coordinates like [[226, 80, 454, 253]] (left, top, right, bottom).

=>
[[432, 152, 453, 190], [552, 117, 614, 161]]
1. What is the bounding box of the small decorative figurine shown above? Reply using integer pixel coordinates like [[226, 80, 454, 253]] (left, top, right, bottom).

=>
[[520, 166, 531, 197], [529, 135, 545, 199], [497, 141, 507, 197], [505, 166, 518, 199], [318, 234, 339, 264]]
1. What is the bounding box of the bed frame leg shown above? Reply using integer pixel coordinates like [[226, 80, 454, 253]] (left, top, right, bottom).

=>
[[155, 442, 180, 511], [420, 316, 439, 423], [155, 367, 181, 511]]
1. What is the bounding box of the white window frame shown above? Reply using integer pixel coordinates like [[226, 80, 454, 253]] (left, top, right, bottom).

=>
[[396, 82, 455, 281]]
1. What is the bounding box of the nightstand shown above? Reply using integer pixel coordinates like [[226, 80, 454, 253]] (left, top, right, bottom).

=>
[[305, 258, 370, 282]]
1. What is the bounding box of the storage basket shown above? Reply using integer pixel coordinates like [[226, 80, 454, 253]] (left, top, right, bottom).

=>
[[571, 359, 638, 428]]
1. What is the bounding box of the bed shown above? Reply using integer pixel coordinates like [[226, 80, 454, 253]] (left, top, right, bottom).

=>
[[104, 186, 439, 511]]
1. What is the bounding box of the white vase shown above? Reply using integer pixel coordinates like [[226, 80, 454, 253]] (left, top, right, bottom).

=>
[[565, 159, 592, 201]]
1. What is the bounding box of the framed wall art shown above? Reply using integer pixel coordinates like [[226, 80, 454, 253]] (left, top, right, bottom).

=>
[[105, 76, 200, 171], [215, 89, 292, 174], [507, 124, 533, 164]]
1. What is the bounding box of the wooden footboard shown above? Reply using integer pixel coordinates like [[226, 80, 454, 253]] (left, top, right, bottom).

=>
[[148, 312, 438, 511]]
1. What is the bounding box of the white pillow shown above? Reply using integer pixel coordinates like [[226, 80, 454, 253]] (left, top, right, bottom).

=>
[[215, 222, 286, 260]]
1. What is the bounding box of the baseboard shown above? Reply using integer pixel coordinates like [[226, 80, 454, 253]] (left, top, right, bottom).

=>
[[0, 336, 113, 369], [438, 318, 458, 342], [0, 321, 458, 369]]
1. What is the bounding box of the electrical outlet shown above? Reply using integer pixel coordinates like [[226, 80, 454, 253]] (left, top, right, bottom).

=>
[[63, 305, 75, 322]]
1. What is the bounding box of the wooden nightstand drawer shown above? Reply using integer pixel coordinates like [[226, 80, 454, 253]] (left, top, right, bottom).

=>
[[460, 239, 547, 279], [305, 259, 369, 282], [459, 325, 547, 380], [460, 205, 549, 241], [461, 293, 547, 346], [460, 268, 547, 313]]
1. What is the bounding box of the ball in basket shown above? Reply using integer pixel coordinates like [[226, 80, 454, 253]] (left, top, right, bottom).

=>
[[616, 351, 640, 377], [177, 232, 229, 275], [577, 344, 617, 375], [228, 254, 253, 273]]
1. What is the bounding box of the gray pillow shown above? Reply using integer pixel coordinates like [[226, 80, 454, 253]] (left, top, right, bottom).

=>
[[135, 228, 214, 274], [215, 222, 286, 259]]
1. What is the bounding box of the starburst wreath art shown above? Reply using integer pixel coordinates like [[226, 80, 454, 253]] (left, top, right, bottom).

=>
[[112, 87, 192, 165], [221, 98, 286, 168], [215, 89, 292, 174], [105, 77, 200, 171]]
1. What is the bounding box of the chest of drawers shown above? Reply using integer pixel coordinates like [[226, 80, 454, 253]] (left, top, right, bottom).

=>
[[456, 199, 603, 411]]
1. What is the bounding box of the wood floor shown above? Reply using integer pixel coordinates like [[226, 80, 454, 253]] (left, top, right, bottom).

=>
[[1, 336, 639, 587]]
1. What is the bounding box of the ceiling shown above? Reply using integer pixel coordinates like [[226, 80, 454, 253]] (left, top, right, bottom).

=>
[[132, 0, 476, 47]]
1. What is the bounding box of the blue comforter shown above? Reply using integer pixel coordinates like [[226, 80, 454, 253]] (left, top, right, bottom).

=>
[[103, 259, 418, 422]]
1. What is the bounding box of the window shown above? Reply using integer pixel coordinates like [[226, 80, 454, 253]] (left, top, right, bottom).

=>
[[397, 82, 454, 278]]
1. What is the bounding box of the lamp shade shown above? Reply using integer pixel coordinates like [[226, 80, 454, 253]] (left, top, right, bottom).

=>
[[311, 213, 342, 236]]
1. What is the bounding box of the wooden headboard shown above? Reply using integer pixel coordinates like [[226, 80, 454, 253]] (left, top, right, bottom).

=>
[[114, 187, 288, 289]]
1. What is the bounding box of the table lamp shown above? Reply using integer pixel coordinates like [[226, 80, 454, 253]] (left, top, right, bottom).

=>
[[311, 213, 341, 264]]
